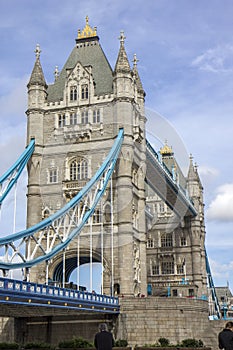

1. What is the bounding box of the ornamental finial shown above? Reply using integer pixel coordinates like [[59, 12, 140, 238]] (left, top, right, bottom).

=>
[[160, 140, 173, 155], [77, 16, 97, 39], [119, 30, 126, 46], [35, 44, 41, 59], [133, 53, 139, 68], [54, 66, 59, 81]]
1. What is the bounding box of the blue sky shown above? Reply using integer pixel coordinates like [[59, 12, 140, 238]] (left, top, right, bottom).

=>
[[0, 0, 233, 291]]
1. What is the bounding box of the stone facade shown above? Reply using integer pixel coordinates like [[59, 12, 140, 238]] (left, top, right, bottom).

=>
[[26, 18, 207, 301]]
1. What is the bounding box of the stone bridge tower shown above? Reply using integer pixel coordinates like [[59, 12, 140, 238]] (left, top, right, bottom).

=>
[[26, 17, 147, 296]]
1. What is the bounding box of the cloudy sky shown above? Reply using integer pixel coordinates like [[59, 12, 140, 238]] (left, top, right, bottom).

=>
[[0, 0, 233, 291]]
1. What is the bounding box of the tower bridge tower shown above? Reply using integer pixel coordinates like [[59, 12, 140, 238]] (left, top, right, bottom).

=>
[[26, 17, 147, 296], [26, 17, 207, 300]]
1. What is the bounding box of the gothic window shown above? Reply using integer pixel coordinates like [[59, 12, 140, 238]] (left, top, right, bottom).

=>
[[93, 208, 101, 224], [81, 84, 88, 100], [81, 110, 89, 124], [70, 159, 88, 181], [189, 289, 194, 297], [180, 236, 187, 246], [177, 264, 184, 274], [58, 114, 66, 127], [150, 260, 159, 275], [147, 238, 154, 248], [49, 168, 57, 183], [158, 202, 165, 213], [161, 259, 174, 274], [70, 86, 77, 101], [43, 209, 50, 219], [70, 113, 78, 125], [93, 109, 100, 123], [161, 232, 173, 247]]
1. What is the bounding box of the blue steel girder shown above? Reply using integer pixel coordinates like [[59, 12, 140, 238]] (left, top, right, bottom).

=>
[[205, 248, 221, 319], [146, 140, 197, 218], [0, 139, 35, 205], [0, 129, 124, 270]]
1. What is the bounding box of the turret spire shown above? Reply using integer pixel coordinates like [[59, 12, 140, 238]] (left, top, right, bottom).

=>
[[114, 30, 131, 73], [132, 53, 144, 95], [27, 44, 47, 88]]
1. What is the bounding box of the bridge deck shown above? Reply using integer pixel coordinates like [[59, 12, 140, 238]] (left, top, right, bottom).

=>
[[0, 278, 119, 317]]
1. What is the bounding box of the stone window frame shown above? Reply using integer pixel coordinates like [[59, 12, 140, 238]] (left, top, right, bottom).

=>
[[180, 236, 187, 246], [161, 259, 174, 275], [48, 168, 58, 184], [147, 238, 154, 248], [70, 85, 77, 101], [160, 232, 173, 247], [81, 109, 89, 124], [93, 109, 100, 123], [70, 112, 78, 125], [150, 259, 159, 275], [58, 114, 66, 127], [81, 84, 89, 100], [69, 158, 88, 181]]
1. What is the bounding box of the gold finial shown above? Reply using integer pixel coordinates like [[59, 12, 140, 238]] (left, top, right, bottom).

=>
[[77, 16, 97, 39], [160, 140, 173, 155]]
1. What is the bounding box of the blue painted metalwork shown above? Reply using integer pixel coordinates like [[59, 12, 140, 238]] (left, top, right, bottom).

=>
[[205, 248, 221, 319], [0, 139, 35, 204], [0, 129, 124, 270], [146, 139, 197, 217], [0, 277, 119, 314]]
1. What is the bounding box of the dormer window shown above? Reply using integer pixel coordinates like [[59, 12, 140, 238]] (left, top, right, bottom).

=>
[[70, 86, 77, 101], [81, 84, 88, 99]]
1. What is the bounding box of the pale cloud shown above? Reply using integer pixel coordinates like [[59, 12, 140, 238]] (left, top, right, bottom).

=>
[[209, 257, 233, 285], [207, 183, 233, 222], [191, 44, 233, 73]]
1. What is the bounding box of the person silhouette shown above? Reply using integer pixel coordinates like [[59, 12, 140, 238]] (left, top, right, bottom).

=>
[[219, 321, 233, 350], [94, 323, 114, 350]]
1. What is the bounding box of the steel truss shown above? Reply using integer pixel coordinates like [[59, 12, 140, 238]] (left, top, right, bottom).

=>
[[0, 129, 124, 271], [0, 139, 35, 205]]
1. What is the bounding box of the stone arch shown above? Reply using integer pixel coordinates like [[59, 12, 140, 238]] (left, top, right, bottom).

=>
[[48, 248, 111, 292]]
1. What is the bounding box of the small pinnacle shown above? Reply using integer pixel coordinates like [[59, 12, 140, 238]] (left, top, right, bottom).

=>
[[133, 53, 139, 68], [35, 44, 41, 59], [119, 30, 126, 46]]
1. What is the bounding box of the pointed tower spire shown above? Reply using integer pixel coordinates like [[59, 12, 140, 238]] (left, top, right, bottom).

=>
[[132, 53, 144, 94], [27, 44, 47, 88], [114, 31, 131, 73], [188, 154, 199, 181]]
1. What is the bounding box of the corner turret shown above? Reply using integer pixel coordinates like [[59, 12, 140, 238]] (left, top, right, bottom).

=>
[[27, 44, 47, 110]]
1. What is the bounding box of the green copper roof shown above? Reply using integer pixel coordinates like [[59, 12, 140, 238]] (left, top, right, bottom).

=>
[[47, 38, 113, 102]]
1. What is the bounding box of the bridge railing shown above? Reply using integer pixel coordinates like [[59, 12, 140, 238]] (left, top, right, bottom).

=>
[[0, 277, 118, 306]]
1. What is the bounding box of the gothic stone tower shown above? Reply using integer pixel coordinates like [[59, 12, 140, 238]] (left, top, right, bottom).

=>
[[26, 18, 147, 296], [146, 144, 207, 298]]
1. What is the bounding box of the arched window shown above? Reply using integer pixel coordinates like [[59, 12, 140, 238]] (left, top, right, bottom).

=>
[[81, 84, 88, 100], [70, 86, 77, 101], [161, 232, 173, 247], [70, 158, 88, 181]]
